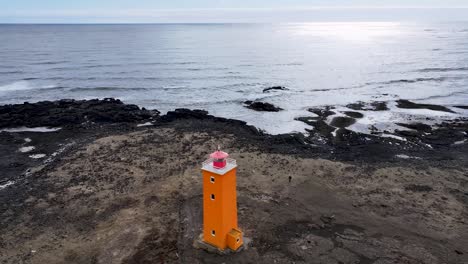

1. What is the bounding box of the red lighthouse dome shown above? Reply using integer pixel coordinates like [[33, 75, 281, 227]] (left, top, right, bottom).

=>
[[210, 149, 229, 169]]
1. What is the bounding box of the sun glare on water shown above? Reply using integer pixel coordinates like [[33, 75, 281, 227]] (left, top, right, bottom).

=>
[[286, 22, 402, 41]]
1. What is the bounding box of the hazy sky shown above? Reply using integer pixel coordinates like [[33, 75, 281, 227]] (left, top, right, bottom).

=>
[[1, 1, 468, 23]]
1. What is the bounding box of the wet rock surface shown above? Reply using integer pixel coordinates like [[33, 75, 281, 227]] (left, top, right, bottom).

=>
[[308, 107, 336, 119], [295, 107, 337, 139], [330, 116, 356, 128], [343, 111, 364, 119], [396, 122, 432, 132], [244, 101, 283, 112], [346, 101, 388, 111], [262, 86, 288, 93], [396, 99, 456, 113], [294, 99, 468, 163], [0, 98, 159, 129]]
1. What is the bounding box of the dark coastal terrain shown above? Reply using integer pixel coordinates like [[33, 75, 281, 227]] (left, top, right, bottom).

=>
[[1, 98, 467, 264]]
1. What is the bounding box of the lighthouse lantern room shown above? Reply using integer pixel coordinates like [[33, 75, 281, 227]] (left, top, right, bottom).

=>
[[200, 147, 243, 251], [210, 149, 228, 169]]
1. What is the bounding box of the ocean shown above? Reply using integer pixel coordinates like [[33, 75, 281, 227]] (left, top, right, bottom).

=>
[[1, 22, 467, 134]]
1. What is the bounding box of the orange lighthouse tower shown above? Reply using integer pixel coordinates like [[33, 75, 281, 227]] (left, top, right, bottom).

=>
[[201, 147, 243, 251]]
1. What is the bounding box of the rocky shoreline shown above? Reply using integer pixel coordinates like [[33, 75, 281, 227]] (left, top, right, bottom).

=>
[[0, 98, 159, 129], [1, 99, 467, 264]]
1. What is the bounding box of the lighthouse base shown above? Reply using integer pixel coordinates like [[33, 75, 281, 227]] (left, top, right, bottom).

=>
[[193, 234, 251, 255]]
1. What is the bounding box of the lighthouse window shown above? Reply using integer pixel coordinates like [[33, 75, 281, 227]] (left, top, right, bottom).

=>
[[210, 176, 215, 183], [211, 194, 215, 200], [211, 230, 216, 236]]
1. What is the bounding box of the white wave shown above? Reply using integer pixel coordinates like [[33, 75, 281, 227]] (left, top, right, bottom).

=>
[[0, 180, 15, 190], [0, 81, 33, 92], [29, 154, 46, 159], [0, 81, 56, 93], [381, 134, 407, 142], [137, 122, 153, 127], [344, 101, 461, 136], [19, 146, 35, 153], [396, 154, 421, 159], [1, 127, 62, 133]]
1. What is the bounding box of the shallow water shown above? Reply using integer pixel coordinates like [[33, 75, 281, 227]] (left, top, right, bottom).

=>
[[1, 23, 467, 134]]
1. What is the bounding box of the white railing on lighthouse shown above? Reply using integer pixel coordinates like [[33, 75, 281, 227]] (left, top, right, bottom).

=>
[[202, 158, 237, 174]]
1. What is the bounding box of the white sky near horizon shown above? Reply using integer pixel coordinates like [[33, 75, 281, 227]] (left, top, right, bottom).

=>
[[1, 1, 468, 23]]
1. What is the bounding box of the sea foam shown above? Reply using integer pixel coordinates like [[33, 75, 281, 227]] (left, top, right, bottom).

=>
[[1, 127, 62, 133], [0, 81, 56, 93]]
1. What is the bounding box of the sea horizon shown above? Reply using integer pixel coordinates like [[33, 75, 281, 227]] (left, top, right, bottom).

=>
[[1, 3, 468, 264]]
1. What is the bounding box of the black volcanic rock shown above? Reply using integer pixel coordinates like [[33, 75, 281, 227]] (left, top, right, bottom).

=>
[[454, 105, 468, 110], [313, 120, 336, 137], [346, 101, 388, 111], [343, 111, 364, 119], [244, 101, 283, 112], [371, 101, 389, 111], [395, 129, 421, 138], [295, 106, 337, 139], [0, 98, 159, 129], [159, 108, 264, 137], [262, 86, 288, 93], [308, 107, 336, 119], [160, 108, 209, 121], [396, 99, 455, 113], [396, 122, 432, 132], [330, 116, 356, 128], [346, 102, 366, 111]]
